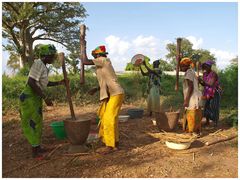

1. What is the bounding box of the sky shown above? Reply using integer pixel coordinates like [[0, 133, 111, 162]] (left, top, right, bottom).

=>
[[2, 2, 238, 74]]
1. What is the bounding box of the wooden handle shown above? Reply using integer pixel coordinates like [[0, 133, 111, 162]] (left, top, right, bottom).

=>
[[175, 38, 182, 91], [59, 53, 76, 120], [80, 24, 86, 84]]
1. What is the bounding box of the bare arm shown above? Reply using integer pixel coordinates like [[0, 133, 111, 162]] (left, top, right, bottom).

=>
[[28, 77, 53, 106], [28, 77, 46, 99], [143, 61, 161, 78], [88, 86, 100, 95], [47, 80, 65, 87]]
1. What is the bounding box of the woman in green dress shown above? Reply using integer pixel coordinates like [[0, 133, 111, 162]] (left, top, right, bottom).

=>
[[19, 44, 66, 158], [139, 60, 162, 117]]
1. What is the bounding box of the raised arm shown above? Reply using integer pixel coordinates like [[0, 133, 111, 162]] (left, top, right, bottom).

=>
[[139, 65, 149, 76], [143, 61, 160, 78]]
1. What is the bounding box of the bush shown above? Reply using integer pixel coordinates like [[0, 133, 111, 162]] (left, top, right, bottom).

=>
[[222, 110, 238, 128], [218, 64, 238, 108]]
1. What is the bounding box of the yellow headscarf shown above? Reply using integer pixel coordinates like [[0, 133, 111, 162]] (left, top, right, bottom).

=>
[[180, 57, 194, 68]]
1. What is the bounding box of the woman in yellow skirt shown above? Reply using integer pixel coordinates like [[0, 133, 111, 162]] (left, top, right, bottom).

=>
[[179, 58, 203, 135], [82, 45, 124, 154]]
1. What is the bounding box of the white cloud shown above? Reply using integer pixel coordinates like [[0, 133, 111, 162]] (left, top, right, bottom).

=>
[[105, 35, 131, 55], [210, 48, 237, 69], [132, 35, 159, 58], [186, 36, 203, 49], [104, 35, 167, 71]]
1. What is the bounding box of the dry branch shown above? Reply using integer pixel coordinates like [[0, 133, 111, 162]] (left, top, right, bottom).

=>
[[205, 135, 238, 146], [44, 144, 62, 160], [63, 152, 90, 156], [28, 157, 61, 171]]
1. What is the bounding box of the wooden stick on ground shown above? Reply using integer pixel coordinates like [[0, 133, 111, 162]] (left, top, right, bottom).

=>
[[64, 156, 79, 167], [120, 132, 130, 139], [44, 144, 62, 160], [205, 134, 238, 146], [28, 157, 61, 171], [63, 152, 90, 156], [209, 129, 222, 136]]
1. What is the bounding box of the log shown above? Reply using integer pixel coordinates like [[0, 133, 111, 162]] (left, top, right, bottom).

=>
[[80, 24, 87, 84], [175, 38, 182, 91], [205, 134, 238, 146], [59, 53, 76, 120]]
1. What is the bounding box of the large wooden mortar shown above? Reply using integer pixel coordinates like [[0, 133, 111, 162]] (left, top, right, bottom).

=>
[[155, 111, 180, 132], [64, 118, 91, 145]]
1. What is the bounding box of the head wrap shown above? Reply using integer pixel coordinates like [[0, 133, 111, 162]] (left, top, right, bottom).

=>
[[91, 45, 108, 57], [34, 44, 57, 58], [180, 57, 194, 67], [202, 60, 215, 67]]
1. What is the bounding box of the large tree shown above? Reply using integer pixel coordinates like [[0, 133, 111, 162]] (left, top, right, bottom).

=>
[[2, 2, 87, 69], [165, 38, 216, 66]]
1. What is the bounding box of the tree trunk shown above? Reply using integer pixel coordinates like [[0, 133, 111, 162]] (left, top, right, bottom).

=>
[[19, 56, 24, 69], [19, 21, 34, 68]]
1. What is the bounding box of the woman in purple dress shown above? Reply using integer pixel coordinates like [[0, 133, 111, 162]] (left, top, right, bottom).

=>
[[198, 60, 221, 127]]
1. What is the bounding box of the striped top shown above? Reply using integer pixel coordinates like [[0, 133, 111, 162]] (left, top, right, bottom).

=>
[[28, 59, 48, 90]]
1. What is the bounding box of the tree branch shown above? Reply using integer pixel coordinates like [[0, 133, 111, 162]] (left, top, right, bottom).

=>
[[2, 21, 21, 50], [37, 37, 68, 48], [4, 2, 20, 15]]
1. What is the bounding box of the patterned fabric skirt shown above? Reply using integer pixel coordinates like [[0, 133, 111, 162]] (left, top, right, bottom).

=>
[[147, 85, 160, 113], [185, 109, 203, 133], [204, 90, 221, 126], [19, 85, 43, 146], [98, 94, 124, 148]]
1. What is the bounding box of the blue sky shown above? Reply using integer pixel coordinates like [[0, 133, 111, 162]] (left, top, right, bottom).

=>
[[2, 2, 238, 74]]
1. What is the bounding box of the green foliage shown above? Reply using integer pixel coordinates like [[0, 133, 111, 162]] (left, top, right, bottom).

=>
[[16, 65, 30, 76], [7, 51, 20, 73], [158, 59, 174, 71], [165, 38, 216, 66], [222, 109, 238, 128], [2, 75, 27, 113], [3, 67, 238, 127], [3, 2, 87, 69], [218, 63, 238, 108]]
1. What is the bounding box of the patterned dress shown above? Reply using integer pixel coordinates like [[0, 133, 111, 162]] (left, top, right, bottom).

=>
[[203, 71, 221, 126], [19, 59, 48, 146], [147, 69, 161, 113]]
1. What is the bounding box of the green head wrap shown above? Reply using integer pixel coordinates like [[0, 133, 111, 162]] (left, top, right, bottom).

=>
[[34, 44, 57, 59]]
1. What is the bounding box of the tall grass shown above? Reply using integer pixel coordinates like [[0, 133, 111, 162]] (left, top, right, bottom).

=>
[[2, 65, 238, 127]]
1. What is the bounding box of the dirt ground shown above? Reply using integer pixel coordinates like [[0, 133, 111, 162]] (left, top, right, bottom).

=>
[[2, 104, 238, 178]]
